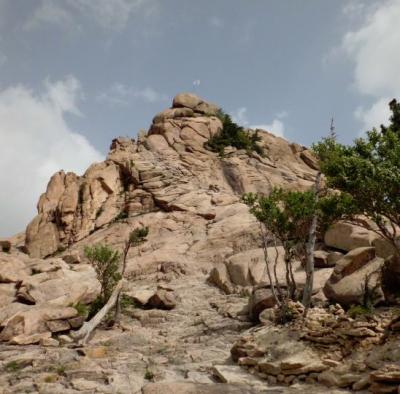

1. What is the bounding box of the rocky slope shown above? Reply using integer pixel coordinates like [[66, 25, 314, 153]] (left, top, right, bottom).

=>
[[1, 93, 399, 393]]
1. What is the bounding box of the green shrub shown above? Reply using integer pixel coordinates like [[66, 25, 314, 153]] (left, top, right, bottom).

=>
[[347, 304, 373, 319], [5, 361, 20, 372], [274, 302, 295, 324], [120, 294, 137, 310], [72, 302, 88, 317], [205, 109, 263, 156], [144, 369, 154, 380], [84, 244, 121, 311], [113, 211, 129, 222]]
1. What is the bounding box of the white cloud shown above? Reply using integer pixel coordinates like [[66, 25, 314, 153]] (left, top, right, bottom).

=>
[[342, 0, 366, 18], [135, 87, 167, 103], [251, 120, 285, 138], [25, 0, 159, 32], [0, 76, 103, 236], [354, 97, 392, 133], [230, 107, 285, 138], [339, 0, 400, 131], [342, 0, 400, 97], [231, 107, 248, 125], [24, 0, 75, 31], [97, 83, 167, 106]]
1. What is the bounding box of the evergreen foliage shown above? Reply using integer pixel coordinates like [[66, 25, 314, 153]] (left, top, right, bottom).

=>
[[313, 99, 400, 257], [243, 187, 346, 303], [128, 227, 149, 247], [84, 244, 121, 310], [205, 109, 263, 156]]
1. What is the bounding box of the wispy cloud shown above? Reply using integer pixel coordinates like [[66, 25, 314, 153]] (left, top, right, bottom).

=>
[[335, 0, 400, 132], [0, 76, 102, 235], [230, 107, 286, 138], [97, 83, 168, 106], [24, 0, 159, 32]]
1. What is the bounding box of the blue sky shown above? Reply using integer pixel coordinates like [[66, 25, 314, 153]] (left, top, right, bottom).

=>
[[0, 0, 399, 235]]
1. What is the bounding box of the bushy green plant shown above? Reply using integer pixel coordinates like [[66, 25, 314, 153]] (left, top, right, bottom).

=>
[[243, 187, 346, 305], [347, 304, 373, 319], [72, 302, 88, 317], [313, 99, 400, 258], [5, 361, 20, 372], [84, 244, 121, 307], [115, 226, 149, 321], [144, 369, 154, 381], [205, 109, 263, 156], [113, 211, 129, 222], [128, 227, 149, 247], [274, 302, 295, 324]]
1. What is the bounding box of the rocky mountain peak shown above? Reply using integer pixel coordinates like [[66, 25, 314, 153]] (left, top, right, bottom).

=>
[[1, 94, 399, 394], [24, 93, 317, 259]]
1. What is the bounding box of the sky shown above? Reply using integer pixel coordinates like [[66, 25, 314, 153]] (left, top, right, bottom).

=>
[[0, 0, 399, 236]]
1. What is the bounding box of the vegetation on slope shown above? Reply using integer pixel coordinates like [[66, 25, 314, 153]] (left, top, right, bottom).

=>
[[205, 109, 264, 156]]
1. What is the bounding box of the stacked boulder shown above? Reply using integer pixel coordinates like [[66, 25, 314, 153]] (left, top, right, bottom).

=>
[[0, 249, 99, 345]]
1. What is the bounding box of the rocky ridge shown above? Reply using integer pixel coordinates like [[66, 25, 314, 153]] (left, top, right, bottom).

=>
[[1, 93, 399, 393]]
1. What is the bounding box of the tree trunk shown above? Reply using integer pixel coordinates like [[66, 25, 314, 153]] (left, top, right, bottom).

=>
[[273, 237, 283, 299], [72, 280, 123, 345], [114, 240, 131, 322], [302, 172, 321, 316], [259, 223, 280, 306]]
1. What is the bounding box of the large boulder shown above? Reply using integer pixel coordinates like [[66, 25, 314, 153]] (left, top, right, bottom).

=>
[[323, 247, 385, 307], [324, 223, 380, 252], [325, 222, 398, 260], [0, 252, 99, 344], [172, 93, 219, 116], [0, 305, 78, 342], [232, 325, 327, 376], [248, 286, 279, 320]]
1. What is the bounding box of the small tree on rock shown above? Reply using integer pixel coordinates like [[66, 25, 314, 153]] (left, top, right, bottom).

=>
[[244, 185, 345, 313], [84, 244, 121, 312], [313, 99, 400, 282], [115, 226, 149, 321]]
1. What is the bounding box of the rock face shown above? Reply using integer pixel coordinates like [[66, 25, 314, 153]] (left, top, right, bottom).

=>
[[24, 94, 317, 259], [324, 222, 397, 259], [0, 250, 99, 344], [4, 93, 400, 393], [323, 247, 385, 307]]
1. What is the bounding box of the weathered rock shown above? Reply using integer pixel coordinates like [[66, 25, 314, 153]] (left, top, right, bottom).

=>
[[126, 289, 155, 306], [248, 287, 278, 320], [318, 370, 361, 388], [0, 239, 11, 252], [0, 305, 77, 341], [314, 250, 341, 268], [0, 254, 31, 283], [325, 222, 380, 253], [172, 92, 219, 115], [9, 331, 51, 345], [212, 365, 266, 387], [0, 283, 16, 307], [208, 263, 234, 294], [232, 325, 327, 377], [23, 94, 317, 258], [46, 319, 70, 333], [142, 382, 259, 394], [148, 288, 177, 310], [323, 247, 385, 306], [62, 251, 81, 264]]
